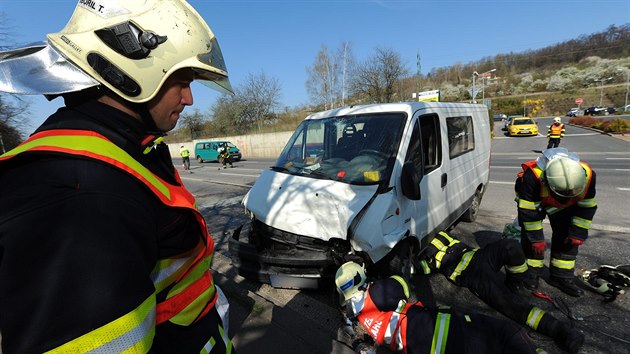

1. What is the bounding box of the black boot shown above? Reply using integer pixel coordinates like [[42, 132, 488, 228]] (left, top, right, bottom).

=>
[[505, 275, 527, 295], [523, 272, 540, 291], [553, 322, 584, 354], [548, 276, 584, 297]]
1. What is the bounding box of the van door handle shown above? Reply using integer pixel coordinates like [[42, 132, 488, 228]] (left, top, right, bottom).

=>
[[441, 173, 447, 188]]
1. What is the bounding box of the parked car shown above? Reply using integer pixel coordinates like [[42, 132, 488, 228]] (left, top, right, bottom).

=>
[[507, 117, 538, 137], [566, 107, 583, 117], [618, 105, 630, 113], [194, 141, 242, 162], [493, 113, 507, 121], [584, 106, 609, 116], [502, 115, 522, 130]]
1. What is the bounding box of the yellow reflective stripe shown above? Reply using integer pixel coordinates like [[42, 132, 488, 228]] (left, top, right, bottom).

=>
[[437, 231, 455, 243], [151, 255, 197, 294], [431, 312, 451, 354], [167, 255, 215, 325], [526, 307, 545, 330], [518, 199, 539, 211], [431, 233, 460, 269], [523, 221, 543, 231], [507, 262, 529, 274], [545, 206, 566, 215], [577, 198, 597, 208], [419, 260, 432, 275], [46, 295, 155, 353], [201, 337, 217, 354], [551, 258, 575, 270], [219, 325, 233, 354], [527, 259, 545, 268], [449, 249, 478, 282], [431, 237, 448, 251], [13, 134, 172, 200], [390, 275, 410, 299], [572, 217, 592, 230]]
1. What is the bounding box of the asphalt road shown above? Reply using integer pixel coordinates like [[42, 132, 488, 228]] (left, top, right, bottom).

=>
[[179, 122, 629, 354]]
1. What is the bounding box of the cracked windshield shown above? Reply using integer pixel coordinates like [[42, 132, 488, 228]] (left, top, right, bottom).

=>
[[274, 113, 406, 184]]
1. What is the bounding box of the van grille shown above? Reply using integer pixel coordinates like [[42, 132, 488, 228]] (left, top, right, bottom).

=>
[[252, 220, 330, 253]]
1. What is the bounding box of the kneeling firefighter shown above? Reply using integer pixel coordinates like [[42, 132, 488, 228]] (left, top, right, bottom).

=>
[[417, 231, 584, 354], [335, 262, 541, 354]]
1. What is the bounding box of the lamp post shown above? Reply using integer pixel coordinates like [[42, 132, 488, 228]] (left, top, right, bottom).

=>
[[618, 68, 629, 109], [481, 68, 497, 103], [595, 77, 613, 107], [471, 71, 478, 103]]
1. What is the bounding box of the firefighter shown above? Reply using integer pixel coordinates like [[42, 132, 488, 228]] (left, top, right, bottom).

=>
[[417, 231, 584, 354], [218, 142, 233, 169], [0, 1, 234, 353], [515, 148, 597, 297], [335, 262, 541, 354], [180, 145, 191, 172], [547, 117, 566, 149]]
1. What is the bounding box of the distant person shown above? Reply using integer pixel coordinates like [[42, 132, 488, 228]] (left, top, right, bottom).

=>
[[0, 0, 235, 352], [180, 145, 191, 172], [515, 148, 597, 298], [335, 262, 541, 354], [547, 117, 566, 149], [217, 142, 233, 169], [417, 231, 583, 353]]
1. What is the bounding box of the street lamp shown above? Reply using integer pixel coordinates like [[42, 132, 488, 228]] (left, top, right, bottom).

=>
[[481, 68, 497, 102], [618, 68, 629, 109], [595, 77, 613, 106], [471, 71, 478, 103]]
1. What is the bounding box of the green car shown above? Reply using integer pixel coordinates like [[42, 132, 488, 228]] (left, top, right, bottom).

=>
[[194, 141, 242, 162]]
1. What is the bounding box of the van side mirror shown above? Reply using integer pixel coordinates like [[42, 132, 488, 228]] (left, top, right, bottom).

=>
[[401, 161, 422, 200]]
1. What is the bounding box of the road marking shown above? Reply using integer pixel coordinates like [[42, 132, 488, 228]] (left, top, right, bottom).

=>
[[490, 166, 520, 169], [618, 187, 630, 191], [221, 172, 260, 178], [607, 157, 630, 160], [489, 180, 514, 185], [616, 169, 630, 171]]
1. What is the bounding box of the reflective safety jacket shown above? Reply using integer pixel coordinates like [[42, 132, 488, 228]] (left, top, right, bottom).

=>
[[180, 147, 190, 158], [547, 123, 565, 139], [517, 160, 597, 242], [418, 231, 478, 284], [0, 129, 221, 352]]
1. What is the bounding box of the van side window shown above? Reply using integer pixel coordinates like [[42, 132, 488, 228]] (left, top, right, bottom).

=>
[[446, 116, 474, 159], [404, 115, 441, 175]]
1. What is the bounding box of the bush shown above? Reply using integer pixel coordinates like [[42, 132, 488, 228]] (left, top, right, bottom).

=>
[[569, 116, 630, 133]]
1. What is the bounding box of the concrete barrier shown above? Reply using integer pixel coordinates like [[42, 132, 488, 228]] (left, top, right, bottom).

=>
[[168, 131, 293, 160]]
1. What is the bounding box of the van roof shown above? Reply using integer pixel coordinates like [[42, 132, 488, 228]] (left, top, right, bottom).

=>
[[305, 101, 487, 120]]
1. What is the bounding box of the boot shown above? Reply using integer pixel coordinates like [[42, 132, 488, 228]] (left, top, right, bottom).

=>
[[547, 276, 584, 297], [505, 275, 527, 295], [553, 322, 584, 354], [523, 272, 540, 291]]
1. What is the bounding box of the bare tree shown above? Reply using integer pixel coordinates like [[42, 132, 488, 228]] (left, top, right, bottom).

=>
[[350, 47, 409, 103], [306, 42, 355, 110], [178, 109, 206, 140], [240, 71, 282, 131]]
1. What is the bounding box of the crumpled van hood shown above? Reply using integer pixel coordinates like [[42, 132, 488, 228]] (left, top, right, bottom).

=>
[[244, 170, 378, 241]]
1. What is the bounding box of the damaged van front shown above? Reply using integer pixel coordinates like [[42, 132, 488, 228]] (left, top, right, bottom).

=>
[[229, 102, 490, 289]]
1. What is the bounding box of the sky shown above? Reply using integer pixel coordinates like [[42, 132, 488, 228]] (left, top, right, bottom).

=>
[[1, 0, 629, 133]]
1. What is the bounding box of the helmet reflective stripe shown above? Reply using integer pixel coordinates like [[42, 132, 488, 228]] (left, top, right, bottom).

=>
[[526, 307, 545, 330], [47, 296, 155, 353], [390, 275, 410, 299], [551, 258, 576, 270], [448, 249, 478, 282], [430, 312, 451, 354]]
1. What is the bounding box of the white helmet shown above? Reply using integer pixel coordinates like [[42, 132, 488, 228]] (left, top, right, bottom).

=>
[[553, 117, 562, 124], [545, 156, 587, 198], [335, 262, 367, 301], [0, 0, 231, 101]]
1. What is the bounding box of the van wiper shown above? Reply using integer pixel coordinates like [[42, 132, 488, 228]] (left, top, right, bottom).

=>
[[270, 165, 291, 173]]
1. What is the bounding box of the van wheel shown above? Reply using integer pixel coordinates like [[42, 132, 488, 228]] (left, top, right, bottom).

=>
[[377, 239, 415, 281], [197, 156, 204, 163], [461, 190, 481, 222]]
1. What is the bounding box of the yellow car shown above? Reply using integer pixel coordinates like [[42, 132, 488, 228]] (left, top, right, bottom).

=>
[[507, 117, 539, 136]]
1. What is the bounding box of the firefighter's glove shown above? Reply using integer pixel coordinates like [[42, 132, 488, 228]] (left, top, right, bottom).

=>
[[566, 237, 584, 246], [531, 241, 546, 255]]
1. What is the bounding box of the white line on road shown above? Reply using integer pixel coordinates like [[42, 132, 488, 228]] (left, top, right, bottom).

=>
[[490, 166, 520, 169], [616, 169, 630, 171], [617, 187, 630, 191], [221, 172, 260, 178], [607, 158, 630, 160], [489, 180, 514, 185]]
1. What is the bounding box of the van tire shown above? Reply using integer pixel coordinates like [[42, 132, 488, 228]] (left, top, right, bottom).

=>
[[461, 190, 481, 222], [377, 239, 416, 281], [197, 156, 204, 163]]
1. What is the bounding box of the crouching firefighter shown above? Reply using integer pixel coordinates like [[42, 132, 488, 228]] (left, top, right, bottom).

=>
[[335, 262, 541, 354], [417, 231, 584, 354]]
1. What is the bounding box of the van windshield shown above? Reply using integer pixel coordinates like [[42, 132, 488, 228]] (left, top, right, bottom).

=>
[[273, 112, 406, 185]]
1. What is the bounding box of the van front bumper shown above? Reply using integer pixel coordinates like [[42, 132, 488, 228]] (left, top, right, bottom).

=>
[[228, 222, 339, 289]]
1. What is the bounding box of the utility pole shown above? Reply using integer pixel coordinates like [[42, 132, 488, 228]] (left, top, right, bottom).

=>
[[480, 68, 496, 103], [471, 71, 478, 103], [416, 49, 421, 101]]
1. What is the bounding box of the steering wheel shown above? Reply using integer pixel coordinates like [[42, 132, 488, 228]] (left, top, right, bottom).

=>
[[359, 149, 388, 159]]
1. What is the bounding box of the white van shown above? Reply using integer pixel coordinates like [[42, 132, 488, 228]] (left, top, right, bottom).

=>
[[229, 102, 491, 288]]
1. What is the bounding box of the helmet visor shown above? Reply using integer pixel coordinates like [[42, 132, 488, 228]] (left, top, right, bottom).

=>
[[0, 41, 99, 95]]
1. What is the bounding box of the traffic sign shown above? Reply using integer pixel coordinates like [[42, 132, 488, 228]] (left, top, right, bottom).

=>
[[575, 97, 583, 105]]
